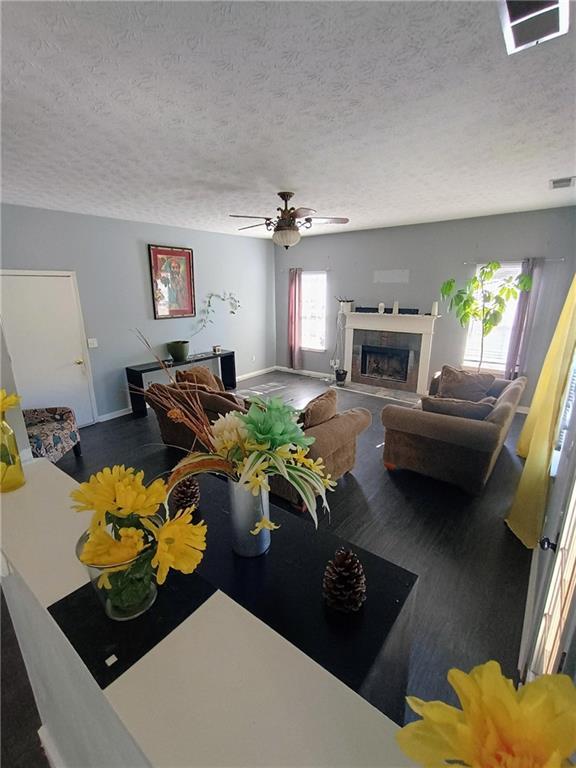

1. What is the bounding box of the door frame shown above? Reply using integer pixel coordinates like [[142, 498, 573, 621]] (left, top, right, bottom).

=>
[[0, 269, 98, 425]]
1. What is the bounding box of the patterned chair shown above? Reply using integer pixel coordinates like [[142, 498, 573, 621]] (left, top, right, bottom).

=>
[[23, 407, 82, 463]]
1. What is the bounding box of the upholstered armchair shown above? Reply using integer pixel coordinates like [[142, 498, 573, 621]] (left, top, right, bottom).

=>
[[23, 407, 82, 463]]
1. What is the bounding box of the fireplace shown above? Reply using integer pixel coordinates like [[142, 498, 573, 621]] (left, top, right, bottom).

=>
[[360, 345, 410, 383], [344, 309, 438, 394]]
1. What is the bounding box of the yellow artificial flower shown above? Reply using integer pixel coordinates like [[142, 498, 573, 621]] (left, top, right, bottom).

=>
[[292, 446, 315, 468], [322, 473, 337, 490], [0, 389, 21, 415], [250, 518, 280, 536], [71, 466, 167, 528], [396, 660, 576, 768], [143, 507, 207, 585], [274, 444, 294, 460], [245, 439, 271, 452], [244, 471, 271, 496], [80, 526, 145, 566]]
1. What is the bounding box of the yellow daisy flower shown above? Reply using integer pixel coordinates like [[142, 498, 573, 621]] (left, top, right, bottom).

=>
[[143, 508, 207, 585], [0, 389, 21, 415], [396, 660, 576, 768], [80, 526, 145, 566], [70, 466, 167, 527]]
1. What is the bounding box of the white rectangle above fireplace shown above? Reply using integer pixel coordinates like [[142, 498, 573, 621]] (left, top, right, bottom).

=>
[[373, 269, 410, 284]]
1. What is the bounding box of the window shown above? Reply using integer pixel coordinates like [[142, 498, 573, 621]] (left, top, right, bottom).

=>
[[463, 262, 522, 373], [301, 271, 327, 351]]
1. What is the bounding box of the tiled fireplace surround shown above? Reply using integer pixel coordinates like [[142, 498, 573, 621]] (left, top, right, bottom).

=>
[[351, 330, 421, 393], [343, 309, 438, 395]]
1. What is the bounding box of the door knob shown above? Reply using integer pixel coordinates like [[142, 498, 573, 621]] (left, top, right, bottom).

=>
[[74, 359, 84, 365], [539, 537, 557, 552]]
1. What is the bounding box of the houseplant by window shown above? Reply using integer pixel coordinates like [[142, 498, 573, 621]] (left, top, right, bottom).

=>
[[440, 262, 532, 372]]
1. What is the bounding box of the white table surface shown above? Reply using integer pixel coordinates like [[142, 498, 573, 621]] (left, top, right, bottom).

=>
[[1, 459, 413, 767]]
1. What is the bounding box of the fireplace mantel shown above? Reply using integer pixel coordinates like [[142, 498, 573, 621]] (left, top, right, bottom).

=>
[[343, 310, 439, 394]]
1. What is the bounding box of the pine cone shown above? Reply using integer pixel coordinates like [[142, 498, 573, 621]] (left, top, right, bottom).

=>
[[322, 548, 367, 613], [168, 476, 201, 515]]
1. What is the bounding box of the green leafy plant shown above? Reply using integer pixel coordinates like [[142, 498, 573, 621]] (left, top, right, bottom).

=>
[[191, 291, 240, 337], [440, 261, 532, 372]]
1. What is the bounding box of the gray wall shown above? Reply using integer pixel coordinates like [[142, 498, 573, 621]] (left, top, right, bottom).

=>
[[1, 204, 276, 417], [275, 207, 576, 404]]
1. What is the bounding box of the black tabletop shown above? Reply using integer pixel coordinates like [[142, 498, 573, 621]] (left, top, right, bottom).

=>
[[49, 479, 417, 723], [126, 349, 234, 374]]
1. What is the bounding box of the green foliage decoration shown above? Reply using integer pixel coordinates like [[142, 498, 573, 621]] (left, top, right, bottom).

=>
[[240, 396, 315, 450]]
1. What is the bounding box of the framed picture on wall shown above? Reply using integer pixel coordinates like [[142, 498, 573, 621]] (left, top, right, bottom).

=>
[[148, 245, 195, 319]]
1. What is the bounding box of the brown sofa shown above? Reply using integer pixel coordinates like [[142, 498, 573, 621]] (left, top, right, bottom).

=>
[[146, 382, 372, 504], [381, 374, 527, 493]]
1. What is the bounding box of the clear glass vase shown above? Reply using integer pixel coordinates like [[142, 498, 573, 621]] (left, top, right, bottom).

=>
[[227, 479, 271, 557], [76, 532, 157, 621], [0, 418, 26, 493]]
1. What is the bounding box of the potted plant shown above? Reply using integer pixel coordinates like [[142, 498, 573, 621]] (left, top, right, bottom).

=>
[[440, 261, 532, 372], [166, 340, 189, 362]]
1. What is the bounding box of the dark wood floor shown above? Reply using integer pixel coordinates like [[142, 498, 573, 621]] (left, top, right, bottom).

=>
[[2, 372, 531, 765]]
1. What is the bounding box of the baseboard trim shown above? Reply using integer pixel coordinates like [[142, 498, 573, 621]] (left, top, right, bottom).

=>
[[236, 366, 277, 382], [274, 366, 333, 381], [97, 407, 132, 422]]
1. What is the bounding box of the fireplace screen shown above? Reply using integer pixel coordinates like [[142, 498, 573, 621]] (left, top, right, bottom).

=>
[[360, 345, 410, 382]]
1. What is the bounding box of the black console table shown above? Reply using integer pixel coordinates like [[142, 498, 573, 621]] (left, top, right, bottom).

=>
[[125, 349, 236, 417]]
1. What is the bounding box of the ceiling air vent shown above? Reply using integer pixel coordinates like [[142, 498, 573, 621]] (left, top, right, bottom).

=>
[[550, 176, 576, 189], [499, 0, 570, 54]]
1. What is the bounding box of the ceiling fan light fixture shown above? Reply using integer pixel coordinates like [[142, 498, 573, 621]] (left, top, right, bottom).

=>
[[272, 227, 301, 250]]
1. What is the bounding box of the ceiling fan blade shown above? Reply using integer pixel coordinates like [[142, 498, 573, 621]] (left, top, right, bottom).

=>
[[293, 207, 316, 218], [229, 214, 271, 220], [307, 216, 350, 225], [238, 222, 267, 231]]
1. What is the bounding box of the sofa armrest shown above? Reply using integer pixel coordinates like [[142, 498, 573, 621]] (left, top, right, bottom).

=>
[[306, 408, 372, 459], [381, 404, 501, 452], [428, 371, 441, 396]]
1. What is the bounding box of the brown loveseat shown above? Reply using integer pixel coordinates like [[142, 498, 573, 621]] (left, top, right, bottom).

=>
[[381, 374, 527, 493], [146, 382, 372, 504]]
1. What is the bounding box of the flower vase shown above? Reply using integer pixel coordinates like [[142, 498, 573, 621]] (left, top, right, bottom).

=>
[[0, 418, 25, 492], [227, 479, 271, 557], [76, 532, 157, 621]]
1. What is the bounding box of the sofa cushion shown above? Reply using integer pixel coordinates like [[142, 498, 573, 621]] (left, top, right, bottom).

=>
[[437, 365, 495, 402], [175, 366, 221, 390], [421, 396, 494, 420], [301, 389, 337, 428]]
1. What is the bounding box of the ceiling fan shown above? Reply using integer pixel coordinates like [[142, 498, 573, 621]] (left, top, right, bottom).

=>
[[230, 191, 349, 249]]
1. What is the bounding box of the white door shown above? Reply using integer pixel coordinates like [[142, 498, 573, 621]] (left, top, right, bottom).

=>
[[0, 271, 97, 426]]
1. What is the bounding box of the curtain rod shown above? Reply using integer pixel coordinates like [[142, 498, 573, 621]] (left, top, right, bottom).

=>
[[463, 257, 565, 264]]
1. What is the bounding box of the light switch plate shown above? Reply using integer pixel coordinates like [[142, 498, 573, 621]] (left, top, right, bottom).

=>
[[87, 338, 98, 348]]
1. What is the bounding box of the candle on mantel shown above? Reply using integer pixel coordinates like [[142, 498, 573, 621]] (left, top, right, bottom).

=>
[[392, 301, 399, 315], [431, 301, 439, 316], [378, 302, 385, 314]]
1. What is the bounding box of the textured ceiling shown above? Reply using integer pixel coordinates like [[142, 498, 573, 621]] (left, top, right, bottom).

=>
[[2, 1, 575, 238]]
